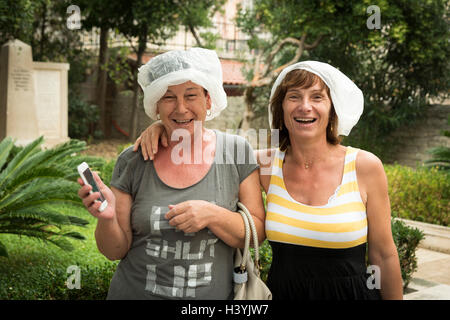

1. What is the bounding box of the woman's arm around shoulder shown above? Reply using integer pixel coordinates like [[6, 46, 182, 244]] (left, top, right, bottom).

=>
[[255, 148, 276, 193]]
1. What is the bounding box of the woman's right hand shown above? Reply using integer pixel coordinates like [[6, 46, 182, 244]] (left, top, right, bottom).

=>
[[77, 171, 116, 221], [133, 120, 168, 160]]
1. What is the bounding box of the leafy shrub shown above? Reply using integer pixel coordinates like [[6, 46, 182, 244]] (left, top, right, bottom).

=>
[[392, 218, 425, 290], [250, 239, 272, 283], [68, 92, 103, 140], [256, 191, 272, 282], [385, 164, 449, 226], [425, 146, 450, 170]]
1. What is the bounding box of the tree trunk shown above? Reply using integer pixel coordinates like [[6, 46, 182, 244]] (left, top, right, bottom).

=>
[[96, 26, 109, 137], [129, 75, 140, 141], [129, 33, 147, 141], [39, 2, 47, 59], [240, 86, 255, 131], [188, 24, 203, 47]]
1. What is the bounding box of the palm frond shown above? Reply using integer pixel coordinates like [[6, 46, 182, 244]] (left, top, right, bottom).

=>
[[0, 178, 82, 212], [0, 228, 77, 252], [0, 166, 68, 199], [3, 139, 86, 185], [26, 139, 87, 169], [43, 139, 87, 164], [26, 203, 90, 227], [0, 137, 95, 257], [62, 231, 86, 240], [423, 161, 450, 170], [425, 146, 450, 170], [426, 146, 450, 159], [67, 215, 90, 227], [0, 137, 14, 171], [0, 206, 89, 228], [56, 155, 106, 180], [46, 236, 75, 251], [0, 136, 44, 189], [0, 223, 85, 252], [425, 158, 450, 164]]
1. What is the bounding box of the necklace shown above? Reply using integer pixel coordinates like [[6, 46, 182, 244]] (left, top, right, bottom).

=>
[[288, 146, 334, 170]]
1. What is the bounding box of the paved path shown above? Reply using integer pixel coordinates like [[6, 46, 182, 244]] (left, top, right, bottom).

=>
[[403, 248, 450, 300]]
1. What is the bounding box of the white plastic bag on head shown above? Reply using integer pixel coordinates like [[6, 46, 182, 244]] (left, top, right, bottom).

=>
[[268, 60, 364, 136], [137, 47, 227, 121]]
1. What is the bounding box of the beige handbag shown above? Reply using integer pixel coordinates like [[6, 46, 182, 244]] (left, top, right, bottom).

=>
[[233, 202, 272, 300]]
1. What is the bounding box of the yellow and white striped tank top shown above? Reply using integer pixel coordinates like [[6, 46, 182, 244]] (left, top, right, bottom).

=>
[[265, 146, 367, 249]]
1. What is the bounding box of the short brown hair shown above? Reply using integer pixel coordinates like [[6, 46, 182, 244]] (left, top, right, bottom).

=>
[[270, 69, 341, 151]]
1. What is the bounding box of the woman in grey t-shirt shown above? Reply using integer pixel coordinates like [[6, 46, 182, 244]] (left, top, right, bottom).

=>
[[77, 48, 265, 300]]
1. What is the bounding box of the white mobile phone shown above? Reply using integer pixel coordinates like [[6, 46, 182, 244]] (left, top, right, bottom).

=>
[[77, 162, 108, 212]]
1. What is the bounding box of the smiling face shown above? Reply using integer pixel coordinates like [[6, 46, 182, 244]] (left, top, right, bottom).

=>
[[270, 69, 340, 150], [282, 81, 332, 141], [156, 81, 211, 137]]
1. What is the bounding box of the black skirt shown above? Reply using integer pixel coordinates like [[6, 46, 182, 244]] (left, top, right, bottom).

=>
[[267, 241, 382, 300]]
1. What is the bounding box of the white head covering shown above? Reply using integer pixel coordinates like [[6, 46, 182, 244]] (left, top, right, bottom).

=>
[[137, 47, 227, 121], [268, 60, 364, 136]]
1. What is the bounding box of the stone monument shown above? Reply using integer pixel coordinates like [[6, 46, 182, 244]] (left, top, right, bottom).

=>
[[0, 39, 70, 148]]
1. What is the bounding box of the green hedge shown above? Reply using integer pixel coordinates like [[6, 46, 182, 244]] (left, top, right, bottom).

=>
[[385, 164, 449, 226]]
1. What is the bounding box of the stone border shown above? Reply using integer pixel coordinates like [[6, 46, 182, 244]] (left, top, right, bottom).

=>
[[395, 218, 450, 254]]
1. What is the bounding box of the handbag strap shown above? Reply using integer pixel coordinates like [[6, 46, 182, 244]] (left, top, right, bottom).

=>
[[237, 205, 251, 271], [237, 202, 260, 269]]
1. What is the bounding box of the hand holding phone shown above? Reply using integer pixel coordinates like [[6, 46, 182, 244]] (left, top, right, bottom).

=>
[[77, 162, 108, 212]]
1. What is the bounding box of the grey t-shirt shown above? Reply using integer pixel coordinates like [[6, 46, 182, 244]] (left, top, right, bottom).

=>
[[107, 130, 258, 300]]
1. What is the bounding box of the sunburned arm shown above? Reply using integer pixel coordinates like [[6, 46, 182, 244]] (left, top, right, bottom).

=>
[[95, 187, 132, 261], [78, 171, 133, 261]]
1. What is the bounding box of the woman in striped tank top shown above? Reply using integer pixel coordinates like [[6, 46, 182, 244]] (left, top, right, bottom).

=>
[[257, 61, 403, 300], [134, 60, 403, 300]]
